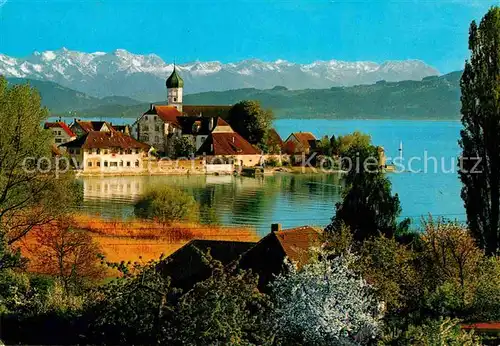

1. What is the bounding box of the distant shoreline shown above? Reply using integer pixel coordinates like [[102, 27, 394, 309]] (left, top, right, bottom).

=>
[[50, 115, 461, 122]]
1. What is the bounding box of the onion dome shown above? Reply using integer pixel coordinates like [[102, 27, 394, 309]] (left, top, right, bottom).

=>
[[166, 65, 184, 88]]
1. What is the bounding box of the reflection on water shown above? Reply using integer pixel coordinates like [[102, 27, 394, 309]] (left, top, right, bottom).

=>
[[72, 119, 466, 233], [79, 174, 343, 235]]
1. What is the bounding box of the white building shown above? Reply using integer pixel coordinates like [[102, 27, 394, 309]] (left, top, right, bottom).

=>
[[61, 131, 150, 173]]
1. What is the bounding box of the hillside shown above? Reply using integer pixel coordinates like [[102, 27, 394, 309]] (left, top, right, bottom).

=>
[[4, 71, 462, 120], [182, 71, 462, 119], [6, 78, 142, 113]]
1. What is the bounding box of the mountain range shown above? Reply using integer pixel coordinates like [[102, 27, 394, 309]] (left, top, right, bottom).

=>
[[4, 71, 462, 120], [0, 48, 440, 101]]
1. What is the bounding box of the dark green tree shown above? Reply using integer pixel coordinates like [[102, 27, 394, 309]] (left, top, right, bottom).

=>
[[459, 7, 500, 255], [86, 254, 272, 346], [228, 100, 273, 147], [172, 136, 195, 158], [326, 144, 408, 241], [171, 259, 273, 345]]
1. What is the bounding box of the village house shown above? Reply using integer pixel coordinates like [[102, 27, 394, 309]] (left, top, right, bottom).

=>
[[44, 121, 76, 146], [70, 119, 114, 137], [284, 132, 317, 155], [61, 131, 150, 173], [196, 121, 263, 167], [158, 223, 321, 292]]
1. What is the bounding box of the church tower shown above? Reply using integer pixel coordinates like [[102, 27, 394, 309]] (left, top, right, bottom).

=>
[[166, 65, 184, 112]]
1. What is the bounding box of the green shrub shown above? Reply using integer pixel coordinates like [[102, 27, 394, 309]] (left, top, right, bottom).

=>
[[264, 157, 281, 167], [391, 318, 481, 346], [134, 186, 199, 224]]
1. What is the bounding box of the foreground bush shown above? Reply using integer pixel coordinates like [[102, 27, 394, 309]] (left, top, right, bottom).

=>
[[134, 186, 198, 224], [384, 318, 481, 346]]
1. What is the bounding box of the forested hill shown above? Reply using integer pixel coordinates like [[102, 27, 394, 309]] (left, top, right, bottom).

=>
[[5, 71, 462, 120], [184, 71, 462, 119]]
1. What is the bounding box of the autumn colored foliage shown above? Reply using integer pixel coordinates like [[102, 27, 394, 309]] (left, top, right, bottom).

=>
[[18, 214, 259, 266]]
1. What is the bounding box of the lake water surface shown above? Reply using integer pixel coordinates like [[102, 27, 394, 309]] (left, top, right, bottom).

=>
[[78, 119, 465, 235]]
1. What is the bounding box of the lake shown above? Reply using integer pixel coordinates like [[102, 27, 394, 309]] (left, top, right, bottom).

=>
[[77, 119, 466, 236]]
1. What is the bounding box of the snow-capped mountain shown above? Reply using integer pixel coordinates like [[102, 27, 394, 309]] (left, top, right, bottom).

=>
[[0, 48, 440, 101]]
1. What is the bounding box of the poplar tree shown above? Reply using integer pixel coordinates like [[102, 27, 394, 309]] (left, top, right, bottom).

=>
[[459, 7, 500, 255]]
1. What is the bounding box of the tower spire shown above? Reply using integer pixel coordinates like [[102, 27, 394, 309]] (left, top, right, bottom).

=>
[[166, 59, 184, 112]]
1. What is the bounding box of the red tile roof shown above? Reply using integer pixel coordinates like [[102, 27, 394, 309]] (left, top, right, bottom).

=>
[[74, 120, 114, 133], [44, 122, 76, 137], [154, 106, 182, 126], [62, 131, 150, 150], [288, 132, 317, 148], [197, 132, 260, 156], [274, 226, 322, 265], [216, 117, 230, 127]]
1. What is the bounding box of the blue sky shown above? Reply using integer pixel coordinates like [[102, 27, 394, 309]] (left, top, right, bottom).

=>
[[0, 0, 497, 73]]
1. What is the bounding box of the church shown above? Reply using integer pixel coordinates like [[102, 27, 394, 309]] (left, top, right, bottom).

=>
[[133, 66, 235, 156]]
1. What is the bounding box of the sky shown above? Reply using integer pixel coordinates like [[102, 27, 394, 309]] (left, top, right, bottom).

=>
[[0, 0, 498, 73]]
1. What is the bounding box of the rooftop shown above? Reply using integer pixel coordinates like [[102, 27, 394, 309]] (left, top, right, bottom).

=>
[[289, 132, 317, 146], [73, 120, 113, 133], [196, 131, 259, 156], [61, 131, 150, 150], [166, 66, 184, 89], [44, 121, 76, 137]]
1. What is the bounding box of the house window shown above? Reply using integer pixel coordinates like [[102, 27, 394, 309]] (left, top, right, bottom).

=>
[[143, 125, 149, 131], [120, 161, 124, 167], [126, 161, 131, 167], [104, 149, 108, 155], [97, 161, 101, 167], [55, 138, 62, 144], [155, 125, 160, 132], [104, 161, 108, 167], [174, 97, 177, 102], [96, 148, 101, 155], [88, 161, 92, 167], [135, 160, 139, 167], [155, 136, 159, 143], [57, 131, 61, 136], [110, 162, 118, 167], [136, 149, 140, 154], [154, 116, 157, 121]]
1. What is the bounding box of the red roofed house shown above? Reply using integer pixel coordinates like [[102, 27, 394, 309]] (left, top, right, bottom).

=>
[[158, 223, 322, 292], [61, 131, 150, 173], [70, 119, 114, 137], [44, 122, 76, 147], [196, 120, 264, 167], [238, 223, 322, 291], [284, 132, 317, 155]]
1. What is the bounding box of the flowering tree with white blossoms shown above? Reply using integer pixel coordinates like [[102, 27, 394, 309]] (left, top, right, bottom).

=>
[[269, 249, 382, 345]]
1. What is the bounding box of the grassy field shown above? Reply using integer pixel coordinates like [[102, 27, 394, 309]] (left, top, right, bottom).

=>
[[18, 215, 259, 268]]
